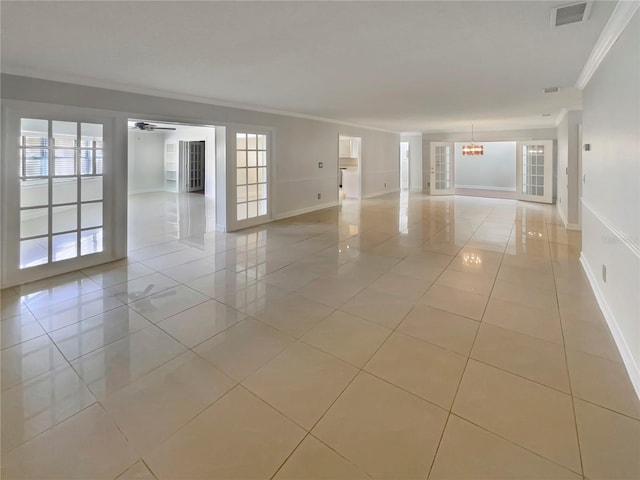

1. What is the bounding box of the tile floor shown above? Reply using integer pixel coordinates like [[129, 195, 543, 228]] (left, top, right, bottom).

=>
[[1, 191, 639, 479]]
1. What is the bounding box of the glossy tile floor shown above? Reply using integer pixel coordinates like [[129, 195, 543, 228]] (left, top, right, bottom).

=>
[[2, 191, 639, 479]]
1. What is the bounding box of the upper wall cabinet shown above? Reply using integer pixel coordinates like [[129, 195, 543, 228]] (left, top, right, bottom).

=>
[[339, 138, 359, 158]]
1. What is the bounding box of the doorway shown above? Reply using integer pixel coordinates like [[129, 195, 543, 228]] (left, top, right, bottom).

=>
[[454, 141, 516, 199], [127, 119, 216, 250], [400, 141, 409, 190], [338, 135, 362, 203]]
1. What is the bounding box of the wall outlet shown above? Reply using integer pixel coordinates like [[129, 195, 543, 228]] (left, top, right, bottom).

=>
[[602, 264, 607, 283], [318, 162, 323, 168], [317, 193, 321, 199]]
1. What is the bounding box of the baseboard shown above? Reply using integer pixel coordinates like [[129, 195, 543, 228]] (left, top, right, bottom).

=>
[[128, 188, 165, 195], [363, 188, 400, 199], [274, 201, 339, 220], [580, 252, 640, 400], [567, 223, 581, 231], [557, 204, 569, 228], [455, 185, 516, 192], [409, 187, 423, 193]]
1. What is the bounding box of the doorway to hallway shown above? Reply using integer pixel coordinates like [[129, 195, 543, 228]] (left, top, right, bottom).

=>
[[338, 135, 362, 203], [127, 120, 216, 251], [400, 141, 409, 190]]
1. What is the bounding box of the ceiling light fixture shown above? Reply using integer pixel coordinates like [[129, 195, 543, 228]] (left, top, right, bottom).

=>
[[462, 124, 484, 156]]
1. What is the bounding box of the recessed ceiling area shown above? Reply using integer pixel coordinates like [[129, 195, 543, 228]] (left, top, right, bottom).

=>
[[0, 1, 615, 132]]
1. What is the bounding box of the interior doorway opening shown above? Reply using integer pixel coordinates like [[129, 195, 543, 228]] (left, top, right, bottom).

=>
[[338, 135, 362, 203], [127, 119, 216, 251], [453, 141, 517, 199]]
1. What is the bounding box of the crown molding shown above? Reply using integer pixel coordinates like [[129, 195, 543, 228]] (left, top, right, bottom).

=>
[[554, 106, 583, 127], [576, 1, 640, 89], [1, 67, 399, 134]]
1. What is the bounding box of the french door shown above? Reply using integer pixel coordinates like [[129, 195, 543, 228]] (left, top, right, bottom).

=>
[[180, 140, 205, 192], [230, 130, 271, 230], [430, 142, 454, 195], [1, 103, 122, 287], [516, 140, 553, 203]]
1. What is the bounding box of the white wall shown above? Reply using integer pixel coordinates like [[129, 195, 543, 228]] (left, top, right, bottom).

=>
[[401, 133, 423, 191], [556, 110, 582, 228], [1, 74, 399, 227], [454, 141, 515, 191], [127, 130, 165, 194], [581, 10, 640, 395], [422, 128, 556, 194]]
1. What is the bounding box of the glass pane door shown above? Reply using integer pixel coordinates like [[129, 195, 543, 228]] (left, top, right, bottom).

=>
[[516, 140, 553, 204], [236, 132, 268, 223], [19, 118, 105, 269], [430, 142, 454, 195]]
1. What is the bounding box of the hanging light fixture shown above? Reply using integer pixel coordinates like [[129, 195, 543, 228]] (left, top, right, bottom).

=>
[[462, 124, 484, 156]]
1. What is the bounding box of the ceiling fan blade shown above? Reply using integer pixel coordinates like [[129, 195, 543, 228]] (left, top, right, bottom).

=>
[[153, 127, 177, 130]]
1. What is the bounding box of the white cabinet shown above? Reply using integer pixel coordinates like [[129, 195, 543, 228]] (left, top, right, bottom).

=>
[[339, 138, 359, 158], [342, 170, 360, 199], [164, 143, 178, 192]]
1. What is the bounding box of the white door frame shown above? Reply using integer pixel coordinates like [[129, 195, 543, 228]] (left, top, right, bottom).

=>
[[429, 141, 455, 195], [226, 126, 274, 232], [1, 100, 127, 288], [516, 140, 553, 204]]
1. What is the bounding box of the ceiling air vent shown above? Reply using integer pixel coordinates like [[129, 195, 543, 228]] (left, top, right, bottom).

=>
[[551, 2, 592, 27]]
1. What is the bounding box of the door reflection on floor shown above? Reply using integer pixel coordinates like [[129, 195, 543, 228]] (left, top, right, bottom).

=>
[[128, 192, 215, 251]]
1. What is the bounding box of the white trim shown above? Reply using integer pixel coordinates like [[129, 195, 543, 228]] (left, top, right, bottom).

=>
[[555, 108, 569, 128], [582, 198, 640, 259], [274, 201, 339, 221], [557, 202, 569, 228], [363, 188, 400, 199], [580, 253, 640, 401], [128, 188, 165, 195], [455, 185, 516, 192], [4, 69, 398, 134], [567, 223, 581, 231], [575, 1, 640, 89]]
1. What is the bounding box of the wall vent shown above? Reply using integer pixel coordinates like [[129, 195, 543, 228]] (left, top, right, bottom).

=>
[[551, 2, 592, 28], [543, 87, 559, 94]]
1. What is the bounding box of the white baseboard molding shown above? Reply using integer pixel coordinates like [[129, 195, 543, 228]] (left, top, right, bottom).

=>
[[363, 188, 400, 199], [409, 187, 423, 192], [557, 203, 569, 228], [455, 185, 516, 192], [128, 188, 165, 195], [274, 201, 339, 221], [580, 252, 640, 401], [567, 223, 581, 231]]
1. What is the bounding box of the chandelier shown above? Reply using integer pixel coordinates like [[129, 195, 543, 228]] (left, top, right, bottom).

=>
[[462, 124, 484, 156]]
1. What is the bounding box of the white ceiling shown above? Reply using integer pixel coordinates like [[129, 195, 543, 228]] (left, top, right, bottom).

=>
[[1, 1, 615, 133]]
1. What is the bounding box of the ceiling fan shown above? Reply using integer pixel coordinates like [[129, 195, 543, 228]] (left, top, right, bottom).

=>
[[130, 121, 176, 131]]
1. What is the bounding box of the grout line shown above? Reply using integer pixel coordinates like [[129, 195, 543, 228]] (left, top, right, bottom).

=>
[[426, 206, 511, 479], [550, 230, 587, 478]]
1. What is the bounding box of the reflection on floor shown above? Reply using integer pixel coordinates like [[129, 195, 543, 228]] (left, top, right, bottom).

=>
[[128, 192, 215, 251], [2, 192, 639, 480]]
